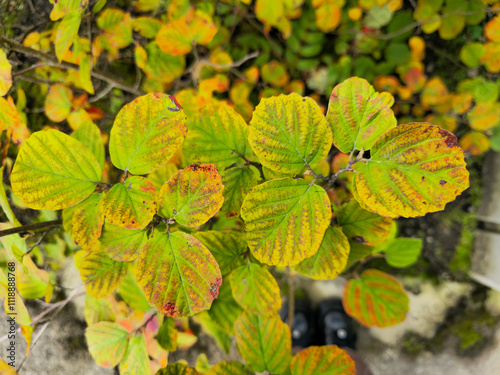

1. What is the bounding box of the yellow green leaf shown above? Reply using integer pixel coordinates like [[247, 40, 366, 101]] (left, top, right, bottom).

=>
[[0, 49, 12, 96], [337, 199, 393, 245], [229, 264, 281, 316], [183, 103, 254, 169], [119, 333, 150, 375], [117, 267, 151, 312], [438, 14, 465, 40], [109, 92, 186, 175], [249, 93, 332, 174], [80, 248, 128, 298], [11, 129, 101, 210], [206, 361, 252, 375], [78, 54, 94, 94], [467, 102, 500, 131], [49, 0, 85, 21], [220, 166, 260, 218], [148, 162, 178, 192], [85, 321, 129, 368], [353, 123, 469, 218], [241, 178, 331, 266], [44, 84, 73, 122], [55, 12, 82, 62], [459, 131, 491, 156], [313, 0, 342, 32], [71, 120, 105, 170], [97, 8, 133, 49], [136, 230, 222, 317], [326, 77, 396, 153], [194, 231, 247, 277], [157, 363, 200, 375], [100, 176, 157, 229], [294, 226, 350, 280], [234, 311, 291, 374], [132, 17, 162, 39], [71, 193, 104, 251], [84, 293, 116, 325], [143, 42, 186, 84], [261, 61, 290, 87], [377, 238, 422, 268], [207, 281, 242, 334], [157, 317, 177, 351], [342, 269, 409, 327], [459, 43, 485, 68], [195, 311, 231, 353], [98, 223, 148, 262], [158, 164, 224, 228], [290, 345, 355, 375]]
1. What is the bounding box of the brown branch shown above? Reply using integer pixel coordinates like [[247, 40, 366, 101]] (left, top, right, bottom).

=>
[[0, 219, 62, 238], [324, 148, 365, 190], [0, 36, 143, 96]]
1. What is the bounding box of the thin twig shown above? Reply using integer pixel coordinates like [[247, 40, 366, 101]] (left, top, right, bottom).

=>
[[324, 148, 365, 190], [88, 84, 114, 103], [0, 219, 62, 238], [26, 229, 52, 254], [200, 50, 259, 70], [0, 36, 143, 96]]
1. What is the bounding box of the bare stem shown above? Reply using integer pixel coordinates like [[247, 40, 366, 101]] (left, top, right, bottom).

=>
[[0, 219, 62, 238], [324, 148, 365, 190]]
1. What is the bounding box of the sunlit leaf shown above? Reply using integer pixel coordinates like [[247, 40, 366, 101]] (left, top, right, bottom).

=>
[[485, 15, 500, 42], [98, 223, 148, 262], [376, 237, 422, 268], [119, 333, 150, 375], [343, 269, 409, 327], [157, 317, 177, 351], [158, 164, 224, 228], [97, 8, 133, 49], [100, 176, 156, 229], [235, 311, 291, 374], [294, 226, 350, 280], [290, 345, 355, 375], [459, 43, 485, 68], [55, 12, 82, 62], [241, 178, 331, 266], [85, 321, 129, 368], [132, 17, 162, 39], [143, 42, 186, 84], [183, 103, 254, 169], [11, 130, 101, 210], [84, 293, 116, 325], [0, 49, 12, 96], [353, 123, 469, 218], [206, 361, 253, 375], [229, 263, 281, 316], [80, 248, 128, 298], [220, 166, 260, 218], [71, 121, 105, 169], [467, 102, 500, 131], [109, 93, 186, 175], [313, 0, 342, 32], [249, 93, 332, 174], [44, 84, 73, 122], [194, 231, 247, 277], [480, 42, 500, 73], [148, 162, 178, 192], [337, 200, 393, 245], [459, 131, 491, 156], [136, 230, 222, 317], [49, 0, 85, 21], [71, 193, 104, 251], [326, 77, 396, 153]]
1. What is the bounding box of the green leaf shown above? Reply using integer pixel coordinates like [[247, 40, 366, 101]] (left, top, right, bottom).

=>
[[98, 223, 148, 262], [101, 176, 157, 229], [207, 281, 243, 334], [376, 238, 423, 268], [136, 230, 222, 317], [206, 361, 253, 375], [84, 293, 116, 325], [183, 103, 254, 169], [460, 43, 485, 68], [148, 162, 178, 192], [294, 226, 350, 280], [337, 200, 393, 246], [439, 14, 465, 40], [158, 164, 224, 228], [11, 129, 101, 210], [344, 242, 373, 270], [80, 248, 128, 298], [117, 268, 151, 312], [132, 16, 162, 38], [72, 121, 105, 170], [143, 42, 186, 84], [194, 311, 232, 354], [229, 263, 281, 316], [353, 123, 470, 218], [109, 92, 187, 175], [220, 166, 260, 218], [241, 178, 331, 266], [194, 231, 247, 277], [342, 269, 409, 327], [235, 311, 292, 374], [196, 354, 211, 374], [71, 193, 104, 251], [157, 317, 177, 351], [55, 12, 82, 62], [290, 346, 355, 375], [44, 84, 73, 122], [85, 321, 129, 368], [119, 333, 150, 375], [156, 363, 199, 375], [326, 77, 396, 153], [248, 93, 332, 174]]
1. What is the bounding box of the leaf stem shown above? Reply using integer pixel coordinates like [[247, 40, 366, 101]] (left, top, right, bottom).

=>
[[324, 148, 365, 190], [0, 219, 62, 238]]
